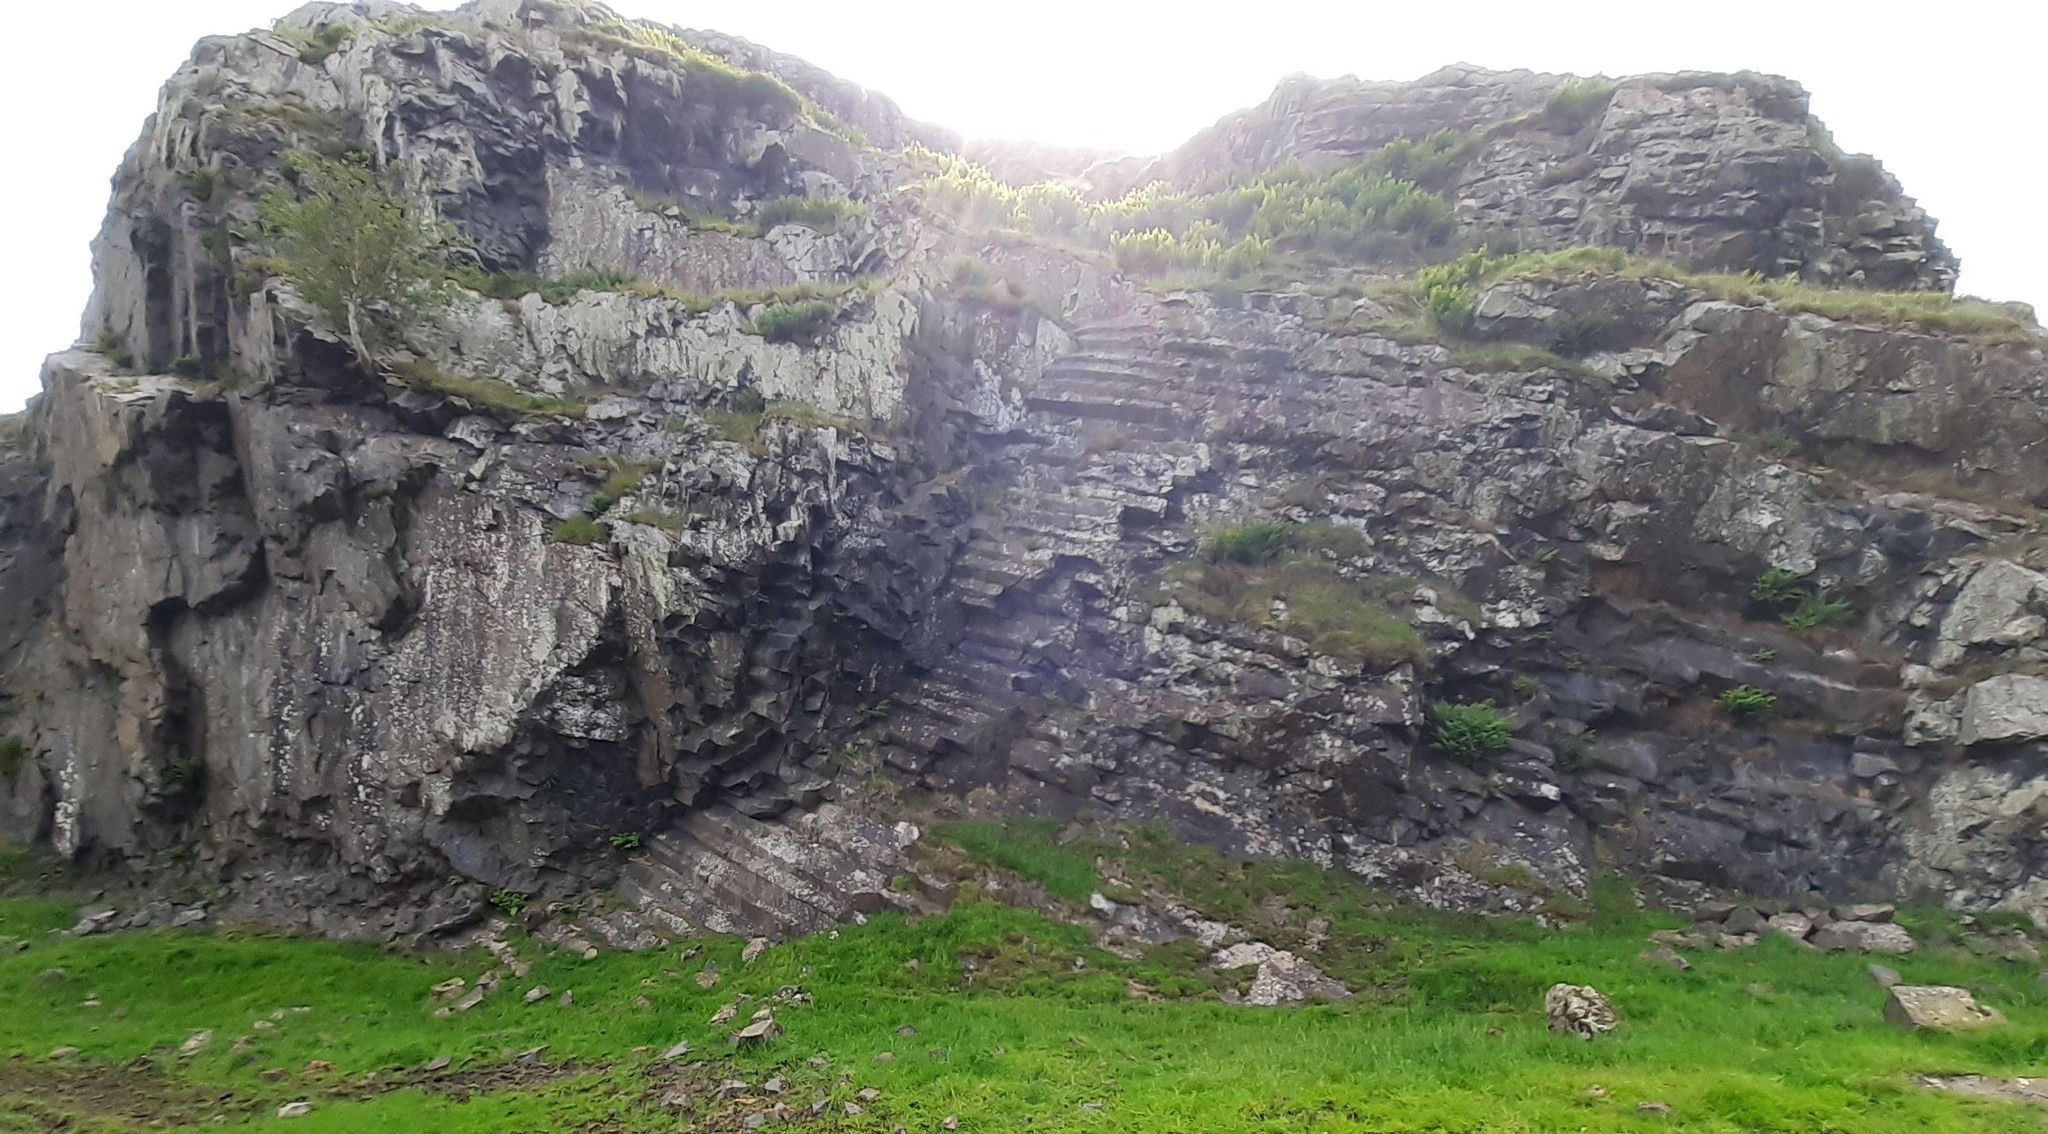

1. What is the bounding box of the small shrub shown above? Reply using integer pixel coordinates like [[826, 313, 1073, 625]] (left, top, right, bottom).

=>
[[279, 22, 355, 64], [1749, 568, 1807, 606], [751, 300, 837, 343], [1205, 521, 1298, 566], [1544, 78, 1618, 131], [551, 516, 606, 545], [1717, 685, 1777, 721], [1554, 731, 1595, 773], [1783, 590, 1853, 631], [1546, 312, 1618, 357], [180, 168, 218, 202], [0, 738, 25, 778], [170, 355, 206, 379], [488, 888, 528, 916], [1512, 674, 1542, 699], [608, 832, 643, 852], [162, 760, 208, 793], [1750, 647, 1776, 663], [1429, 702, 1514, 763]]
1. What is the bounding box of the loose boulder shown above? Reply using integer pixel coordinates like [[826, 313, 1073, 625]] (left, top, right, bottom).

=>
[[1545, 984, 1618, 1040], [1810, 920, 1915, 955], [1883, 986, 2005, 1032]]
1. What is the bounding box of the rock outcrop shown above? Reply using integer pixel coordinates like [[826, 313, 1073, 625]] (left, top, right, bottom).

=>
[[3, 0, 2048, 944]]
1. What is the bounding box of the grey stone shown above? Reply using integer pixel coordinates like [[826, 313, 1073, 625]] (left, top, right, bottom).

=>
[[1867, 964, 1902, 988], [1811, 921, 1916, 955], [1884, 986, 2005, 1032], [277, 1102, 314, 1119]]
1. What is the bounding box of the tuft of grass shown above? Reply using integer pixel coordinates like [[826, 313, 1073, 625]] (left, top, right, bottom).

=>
[[0, 738, 25, 778], [1473, 245, 2035, 343], [276, 21, 354, 64], [1164, 557, 1426, 667], [1205, 520, 1299, 566], [391, 361, 586, 419], [933, 820, 1099, 903], [550, 516, 605, 546], [750, 300, 837, 343], [1718, 684, 1777, 721], [1750, 568, 1809, 606], [618, 508, 684, 533], [752, 195, 867, 234], [1429, 701, 1514, 763], [1783, 590, 1854, 631], [1543, 77, 1618, 131]]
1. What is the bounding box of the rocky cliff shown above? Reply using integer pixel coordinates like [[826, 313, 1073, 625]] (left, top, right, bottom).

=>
[[3, 0, 2046, 944]]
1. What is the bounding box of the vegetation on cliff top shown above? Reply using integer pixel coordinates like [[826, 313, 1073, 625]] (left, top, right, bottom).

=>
[[4, 828, 2047, 1132]]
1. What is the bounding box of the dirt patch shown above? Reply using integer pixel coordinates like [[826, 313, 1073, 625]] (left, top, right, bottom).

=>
[[0, 1056, 259, 1128], [1917, 1074, 2048, 1107]]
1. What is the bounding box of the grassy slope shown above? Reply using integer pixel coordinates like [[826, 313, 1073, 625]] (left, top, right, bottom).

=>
[[3, 830, 2046, 1133]]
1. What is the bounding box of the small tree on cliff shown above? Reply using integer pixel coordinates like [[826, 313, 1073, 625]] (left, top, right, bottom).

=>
[[259, 152, 457, 363]]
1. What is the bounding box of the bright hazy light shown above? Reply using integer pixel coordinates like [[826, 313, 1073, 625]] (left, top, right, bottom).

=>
[[4, 0, 2043, 411]]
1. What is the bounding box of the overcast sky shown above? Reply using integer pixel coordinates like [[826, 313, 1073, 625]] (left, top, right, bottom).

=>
[[3, 1, 2042, 411]]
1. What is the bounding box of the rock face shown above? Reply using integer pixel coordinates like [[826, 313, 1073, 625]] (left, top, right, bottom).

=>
[[1134, 66, 1954, 290], [3, 0, 2048, 942]]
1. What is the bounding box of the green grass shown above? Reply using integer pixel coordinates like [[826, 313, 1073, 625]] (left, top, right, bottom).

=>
[[549, 516, 605, 546], [1163, 558, 1427, 667], [1476, 246, 2036, 342], [933, 819, 1099, 903], [750, 300, 838, 343], [392, 362, 586, 419], [6, 826, 2048, 1133]]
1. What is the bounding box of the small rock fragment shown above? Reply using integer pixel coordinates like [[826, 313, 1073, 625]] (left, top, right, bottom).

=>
[[303, 1060, 333, 1074], [522, 985, 550, 1005], [277, 1102, 313, 1119], [710, 1001, 738, 1026], [179, 1029, 213, 1056], [1867, 963, 1902, 988], [742, 937, 770, 964], [1638, 1100, 1672, 1116], [48, 1046, 81, 1061], [659, 1041, 692, 1061], [423, 1056, 452, 1073]]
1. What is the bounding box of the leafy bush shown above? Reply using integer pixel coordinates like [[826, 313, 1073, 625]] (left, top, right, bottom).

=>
[[608, 832, 643, 852], [488, 888, 529, 917], [1429, 702, 1514, 763], [1783, 590, 1854, 631], [1717, 684, 1777, 721], [1544, 78, 1618, 130], [751, 300, 837, 343], [1749, 568, 1808, 606], [1423, 283, 1477, 334], [551, 516, 606, 545], [278, 22, 355, 64], [1205, 521, 1299, 566], [261, 152, 458, 361]]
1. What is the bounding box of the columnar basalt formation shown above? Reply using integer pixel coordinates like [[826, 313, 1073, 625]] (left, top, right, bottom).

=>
[[1, 0, 2044, 942]]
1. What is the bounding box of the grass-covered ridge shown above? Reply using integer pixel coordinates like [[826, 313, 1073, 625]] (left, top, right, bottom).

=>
[[6, 824, 2048, 1132], [1472, 246, 2037, 342], [1148, 521, 1443, 667]]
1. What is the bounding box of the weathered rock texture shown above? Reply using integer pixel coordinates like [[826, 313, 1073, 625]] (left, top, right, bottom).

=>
[[3, 0, 2048, 942]]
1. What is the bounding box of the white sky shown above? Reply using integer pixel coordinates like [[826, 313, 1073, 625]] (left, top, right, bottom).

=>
[[4, 0, 2043, 412]]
